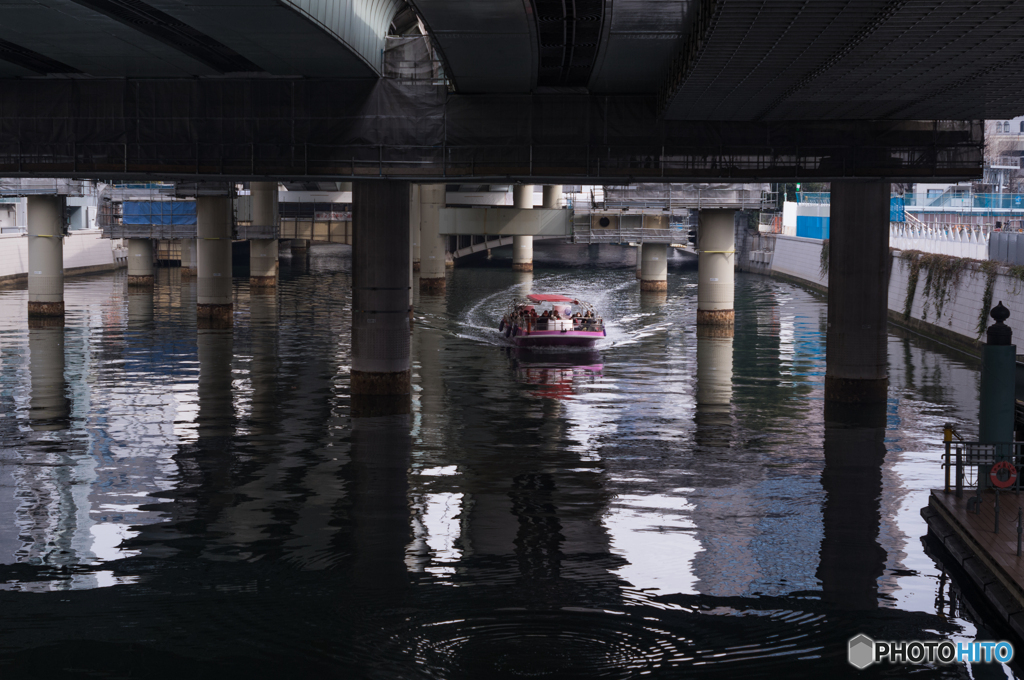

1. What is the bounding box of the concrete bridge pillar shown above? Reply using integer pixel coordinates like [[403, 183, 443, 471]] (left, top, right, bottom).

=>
[[640, 243, 667, 291], [636, 244, 642, 279], [352, 180, 411, 398], [410, 184, 421, 272], [542, 185, 562, 209], [127, 239, 154, 286], [180, 238, 196, 277], [825, 181, 889, 403], [697, 209, 735, 325], [27, 196, 64, 319], [512, 184, 534, 272], [290, 239, 309, 258], [249, 181, 278, 292], [419, 183, 446, 292], [196, 196, 233, 327]]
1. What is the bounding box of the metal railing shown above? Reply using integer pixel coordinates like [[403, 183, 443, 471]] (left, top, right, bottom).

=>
[[942, 432, 1024, 544], [572, 226, 687, 244], [942, 439, 1023, 498]]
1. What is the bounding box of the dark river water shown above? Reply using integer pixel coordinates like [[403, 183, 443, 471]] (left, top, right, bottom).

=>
[[0, 244, 1013, 678]]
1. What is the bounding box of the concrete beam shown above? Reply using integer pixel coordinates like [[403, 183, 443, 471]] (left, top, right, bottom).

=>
[[439, 207, 570, 236]]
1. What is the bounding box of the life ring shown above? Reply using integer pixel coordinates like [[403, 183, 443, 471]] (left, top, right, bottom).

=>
[[991, 460, 1018, 489]]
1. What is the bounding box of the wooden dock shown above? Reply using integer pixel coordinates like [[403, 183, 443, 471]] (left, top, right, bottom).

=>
[[925, 489, 1024, 637]]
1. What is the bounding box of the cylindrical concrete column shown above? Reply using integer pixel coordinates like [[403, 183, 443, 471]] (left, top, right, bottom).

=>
[[636, 244, 642, 279], [250, 181, 279, 291], [640, 242, 667, 292], [825, 181, 890, 403], [127, 239, 154, 286], [410, 184, 421, 272], [352, 180, 411, 397], [291, 239, 309, 258], [409, 184, 420, 321], [697, 209, 735, 325], [27, 195, 64, 318], [419, 184, 446, 292], [181, 238, 196, 277], [197, 196, 233, 327], [542, 185, 562, 209], [250, 239, 278, 292], [512, 185, 534, 272]]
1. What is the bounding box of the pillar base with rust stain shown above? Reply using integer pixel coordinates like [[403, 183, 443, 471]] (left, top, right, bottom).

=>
[[697, 309, 735, 326], [28, 301, 64, 318], [640, 279, 667, 292], [127, 275, 154, 287], [197, 303, 232, 327], [352, 369, 411, 396], [420, 276, 446, 293], [824, 376, 888, 404], [180, 267, 197, 278], [250, 275, 277, 292], [413, 261, 421, 272], [512, 262, 533, 272]]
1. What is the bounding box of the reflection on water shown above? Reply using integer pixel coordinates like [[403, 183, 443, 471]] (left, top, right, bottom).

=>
[[0, 248, 1012, 677], [508, 348, 603, 400]]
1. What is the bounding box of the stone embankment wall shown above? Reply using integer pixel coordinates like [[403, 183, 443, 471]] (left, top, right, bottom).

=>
[[0, 231, 124, 284], [740, 231, 1024, 353]]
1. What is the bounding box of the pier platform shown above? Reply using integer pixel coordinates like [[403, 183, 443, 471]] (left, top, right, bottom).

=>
[[924, 489, 1024, 638]]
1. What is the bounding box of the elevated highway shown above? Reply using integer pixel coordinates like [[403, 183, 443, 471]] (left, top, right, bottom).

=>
[[0, 1, 1012, 182]]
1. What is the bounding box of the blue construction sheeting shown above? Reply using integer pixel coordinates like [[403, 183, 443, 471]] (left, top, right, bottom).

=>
[[890, 196, 905, 222], [123, 201, 196, 226], [796, 215, 829, 239]]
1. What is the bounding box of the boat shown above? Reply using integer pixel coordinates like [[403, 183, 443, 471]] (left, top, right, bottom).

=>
[[498, 294, 606, 347]]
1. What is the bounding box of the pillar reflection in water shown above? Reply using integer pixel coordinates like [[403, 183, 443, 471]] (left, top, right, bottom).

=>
[[196, 328, 234, 439], [248, 294, 278, 434], [28, 325, 68, 431], [694, 327, 733, 446], [126, 286, 154, 327], [817, 402, 887, 610], [350, 408, 411, 589]]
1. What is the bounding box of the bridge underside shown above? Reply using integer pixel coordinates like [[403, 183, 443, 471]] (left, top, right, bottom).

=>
[[0, 78, 983, 183]]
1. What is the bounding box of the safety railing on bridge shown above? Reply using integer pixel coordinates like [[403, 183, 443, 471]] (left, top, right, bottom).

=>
[[572, 227, 688, 245]]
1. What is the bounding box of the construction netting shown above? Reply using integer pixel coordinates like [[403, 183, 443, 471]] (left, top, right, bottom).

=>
[[122, 201, 196, 226]]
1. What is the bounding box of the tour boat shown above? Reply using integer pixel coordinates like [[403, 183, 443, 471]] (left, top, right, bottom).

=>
[[498, 294, 606, 347]]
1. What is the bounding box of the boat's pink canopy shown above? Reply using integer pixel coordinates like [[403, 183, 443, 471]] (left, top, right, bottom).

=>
[[527, 294, 575, 302]]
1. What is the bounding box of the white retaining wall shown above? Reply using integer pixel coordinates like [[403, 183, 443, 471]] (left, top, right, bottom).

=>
[[765, 233, 1024, 347], [770, 235, 828, 290], [0, 230, 123, 281], [890, 224, 988, 260]]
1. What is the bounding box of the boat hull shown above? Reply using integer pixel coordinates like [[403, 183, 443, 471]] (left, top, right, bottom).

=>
[[511, 329, 603, 347]]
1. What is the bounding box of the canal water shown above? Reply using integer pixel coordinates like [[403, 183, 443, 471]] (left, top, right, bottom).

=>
[[0, 245, 1014, 678]]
